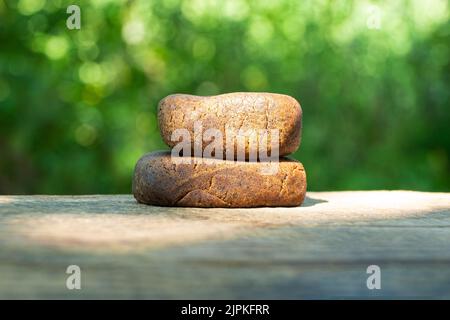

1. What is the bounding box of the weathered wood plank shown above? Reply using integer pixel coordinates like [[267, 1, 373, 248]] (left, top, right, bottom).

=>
[[0, 191, 449, 298]]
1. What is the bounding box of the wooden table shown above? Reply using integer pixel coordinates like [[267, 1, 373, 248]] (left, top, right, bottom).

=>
[[0, 191, 449, 299]]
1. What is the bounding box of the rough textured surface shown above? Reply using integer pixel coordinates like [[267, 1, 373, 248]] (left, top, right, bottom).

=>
[[133, 151, 307, 207], [0, 191, 449, 299], [158, 92, 302, 157]]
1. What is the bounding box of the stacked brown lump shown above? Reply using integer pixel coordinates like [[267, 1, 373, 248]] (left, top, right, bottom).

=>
[[133, 92, 307, 207]]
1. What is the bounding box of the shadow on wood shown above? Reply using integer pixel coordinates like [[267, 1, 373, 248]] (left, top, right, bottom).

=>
[[301, 196, 328, 207], [0, 191, 449, 298]]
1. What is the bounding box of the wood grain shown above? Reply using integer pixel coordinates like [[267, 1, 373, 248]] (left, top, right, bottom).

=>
[[0, 191, 449, 299]]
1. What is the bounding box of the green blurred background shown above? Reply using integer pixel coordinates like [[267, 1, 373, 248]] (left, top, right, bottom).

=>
[[0, 0, 449, 194]]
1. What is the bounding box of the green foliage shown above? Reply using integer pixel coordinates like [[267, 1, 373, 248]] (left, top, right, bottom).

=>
[[0, 0, 449, 194]]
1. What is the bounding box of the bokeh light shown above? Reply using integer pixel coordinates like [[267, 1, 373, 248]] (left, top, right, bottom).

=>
[[0, 0, 448, 194]]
